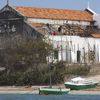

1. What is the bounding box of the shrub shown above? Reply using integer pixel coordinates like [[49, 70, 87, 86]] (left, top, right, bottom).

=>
[[65, 64, 91, 76]]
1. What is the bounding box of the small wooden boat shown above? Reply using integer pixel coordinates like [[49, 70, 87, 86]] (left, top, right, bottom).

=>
[[64, 77, 98, 90], [39, 87, 70, 95]]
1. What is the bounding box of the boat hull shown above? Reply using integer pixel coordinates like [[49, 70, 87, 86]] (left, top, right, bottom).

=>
[[64, 83, 98, 90], [39, 88, 70, 95]]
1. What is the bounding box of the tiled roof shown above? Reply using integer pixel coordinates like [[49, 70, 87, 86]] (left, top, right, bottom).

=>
[[15, 6, 93, 21], [30, 23, 50, 35], [31, 23, 45, 28], [91, 34, 100, 38], [29, 22, 99, 37]]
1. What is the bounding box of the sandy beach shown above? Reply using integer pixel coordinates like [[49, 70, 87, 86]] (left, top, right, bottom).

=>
[[0, 86, 39, 94], [0, 87, 99, 95], [0, 85, 100, 95]]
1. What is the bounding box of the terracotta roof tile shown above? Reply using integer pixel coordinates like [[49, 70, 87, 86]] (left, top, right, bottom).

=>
[[15, 6, 93, 21], [91, 34, 100, 38], [31, 23, 45, 28]]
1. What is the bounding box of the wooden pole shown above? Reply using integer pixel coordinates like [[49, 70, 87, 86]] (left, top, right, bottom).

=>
[[83, 47, 85, 64], [49, 63, 52, 88], [70, 48, 71, 63], [47, 48, 52, 88], [66, 45, 68, 63], [61, 35, 63, 61]]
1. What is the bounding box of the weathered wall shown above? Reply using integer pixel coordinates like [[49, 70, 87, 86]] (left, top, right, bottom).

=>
[[48, 35, 100, 63], [93, 14, 100, 28], [28, 18, 90, 26]]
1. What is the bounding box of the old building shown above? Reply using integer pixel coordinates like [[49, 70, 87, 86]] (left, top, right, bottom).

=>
[[0, 4, 41, 39], [0, 4, 100, 63]]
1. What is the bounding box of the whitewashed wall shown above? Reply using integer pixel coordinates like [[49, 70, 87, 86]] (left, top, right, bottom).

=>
[[47, 35, 100, 63], [93, 14, 100, 28], [28, 18, 90, 26]]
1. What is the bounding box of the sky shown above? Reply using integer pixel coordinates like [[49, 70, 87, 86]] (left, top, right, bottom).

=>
[[0, 0, 100, 13]]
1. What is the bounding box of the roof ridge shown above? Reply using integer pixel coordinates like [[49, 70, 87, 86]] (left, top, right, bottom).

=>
[[14, 6, 93, 21], [15, 6, 85, 12]]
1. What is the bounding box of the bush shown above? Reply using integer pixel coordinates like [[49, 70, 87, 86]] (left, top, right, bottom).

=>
[[65, 64, 91, 75], [50, 61, 66, 84], [0, 63, 91, 86], [0, 61, 66, 86]]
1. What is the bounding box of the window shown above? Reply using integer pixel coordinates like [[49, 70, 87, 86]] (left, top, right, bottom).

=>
[[54, 49, 58, 59]]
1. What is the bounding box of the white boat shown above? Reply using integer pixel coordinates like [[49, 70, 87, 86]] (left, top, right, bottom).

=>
[[64, 77, 98, 90]]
